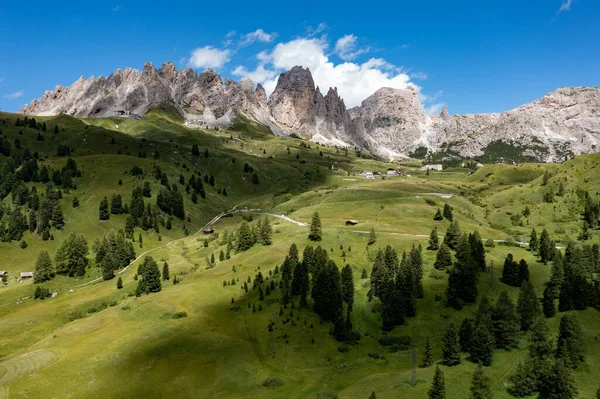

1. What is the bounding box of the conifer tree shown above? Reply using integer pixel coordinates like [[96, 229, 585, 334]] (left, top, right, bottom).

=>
[[470, 323, 494, 366], [469, 364, 492, 399], [443, 203, 453, 221], [517, 259, 530, 285], [517, 281, 541, 331], [368, 227, 377, 245], [538, 228, 553, 264], [101, 252, 118, 280], [340, 264, 354, 312], [529, 317, 555, 368], [442, 321, 461, 366], [370, 249, 388, 299], [308, 212, 322, 241], [117, 276, 123, 289], [236, 220, 254, 251], [399, 251, 417, 316], [259, 216, 272, 245], [548, 256, 564, 298], [501, 253, 519, 286], [34, 250, 55, 283], [428, 366, 446, 399], [491, 290, 520, 349], [162, 262, 170, 281], [55, 233, 89, 277], [459, 317, 474, 353], [428, 227, 440, 250], [141, 256, 161, 293], [434, 243, 452, 270], [410, 245, 424, 298], [99, 196, 110, 220], [542, 285, 556, 318], [434, 208, 443, 221], [110, 194, 123, 215], [529, 228, 538, 252], [291, 254, 309, 306], [555, 314, 585, 369], [509, 357, 537, 397], [443, 220, 461, 250], [539, 360, 578, 399], [311, 260, 343, 322], [421, 335, 434, 368]]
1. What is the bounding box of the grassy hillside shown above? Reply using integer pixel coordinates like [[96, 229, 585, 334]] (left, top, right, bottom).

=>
[[0, 111, 599, 398]]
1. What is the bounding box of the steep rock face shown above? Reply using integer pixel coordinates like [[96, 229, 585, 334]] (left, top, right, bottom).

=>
[[20, 62, 600, 161], [267, 66, 354, 145], [347, 87, 430, 156], [431, 87, 600, 161]]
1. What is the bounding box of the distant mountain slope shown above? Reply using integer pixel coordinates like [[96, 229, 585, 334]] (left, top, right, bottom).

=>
[[20, 62, 600, 161]]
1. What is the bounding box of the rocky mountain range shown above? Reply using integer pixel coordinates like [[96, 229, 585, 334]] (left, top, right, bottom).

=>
[[20, 61, 600, 162]]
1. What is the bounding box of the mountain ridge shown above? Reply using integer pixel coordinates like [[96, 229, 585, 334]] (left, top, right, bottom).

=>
[[20, 61, 600, 162]]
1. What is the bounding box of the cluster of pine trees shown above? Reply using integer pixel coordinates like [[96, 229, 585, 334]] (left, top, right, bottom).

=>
[[542, 242, 600, 317], [369, 245, 423, 330], [33, 233, 89, 280], [248, 243, 357, 342], [135, 256, 162, 295], [509, 314, 585, 398], [0, 156, 81, 243], [444, 227, 486, 308], [501, 254, 530, 287], [440, 287, 536, 369], [427, 363, 493, 399], [433, 203, 454, 221], [93, 230, 136, 280], [529, 228, 555, 264], [233, 217, 272, 253]]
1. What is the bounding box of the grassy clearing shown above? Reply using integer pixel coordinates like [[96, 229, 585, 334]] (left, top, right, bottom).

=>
[[0, 111, 599, 398]]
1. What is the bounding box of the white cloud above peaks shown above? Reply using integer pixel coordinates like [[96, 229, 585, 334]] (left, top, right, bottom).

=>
[[334, 34, 370, 61], [234, 36, 418, 108], [188, 46, 232, 69], [241, 29, 276, 46]]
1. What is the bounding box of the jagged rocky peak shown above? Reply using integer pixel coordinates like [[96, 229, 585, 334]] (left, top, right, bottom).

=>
[[19, 62, 600, 162], [255, 83, 267, 105], [440, 106, 450, 119]]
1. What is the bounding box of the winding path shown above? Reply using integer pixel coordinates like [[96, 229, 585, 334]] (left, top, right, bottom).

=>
[[71, 205, 240, 290]]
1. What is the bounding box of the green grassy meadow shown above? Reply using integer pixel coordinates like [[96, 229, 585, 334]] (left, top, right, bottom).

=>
[[0, 111, 599, 398]]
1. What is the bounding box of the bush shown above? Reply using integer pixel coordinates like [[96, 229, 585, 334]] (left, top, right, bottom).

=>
[[33, 286, 51, 300], [378, 335, 411, 350], [171, 311, 188, 319], [262, 377, 284, 388], [484, 239, 496, 248], [19, 240, 28, 249], [337, 345, 350, 353]]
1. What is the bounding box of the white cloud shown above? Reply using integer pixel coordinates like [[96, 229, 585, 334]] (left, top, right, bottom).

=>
[[223, 31, 236, 46], [188, 46, 232, 69], [306, 23, 328, 38], [334, 34, 370, 61], [2, 91, 24, 99], [112, 5, 121, 11], [400, 44, 409, 49], [241, 29, 275, 46], [243, 37, 419, 108], [232, 64, 277, 83], [557, 0, 574, 13], [410, 71, 428, 80]]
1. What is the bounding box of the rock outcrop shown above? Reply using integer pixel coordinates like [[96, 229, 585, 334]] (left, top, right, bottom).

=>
[[20, 62, 600, 161]]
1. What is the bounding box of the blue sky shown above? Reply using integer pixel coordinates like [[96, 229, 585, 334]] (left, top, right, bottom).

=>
[[0, 0, 598, 115]]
